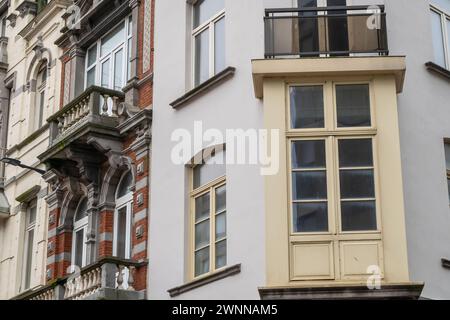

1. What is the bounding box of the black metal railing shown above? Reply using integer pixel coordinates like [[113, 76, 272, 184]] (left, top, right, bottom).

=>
[[264, 6, 388, 58]]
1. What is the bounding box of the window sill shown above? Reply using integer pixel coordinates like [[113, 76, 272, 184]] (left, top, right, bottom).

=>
[[170, 66, 236, 109], [442, 258, 450, 269], [425, 61, 450, 80], [167, 263, 241, 298]]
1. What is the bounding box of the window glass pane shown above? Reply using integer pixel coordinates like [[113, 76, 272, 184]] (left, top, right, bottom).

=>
[[215, 212, 226, 240], [195, 193, 210, 222], [28, 206, 36, 225], [195, 247, 210, 277], [75, 198, 88, 222], [87, 68, 96, 87], [431, 10, 446, 67], [292, 171, 327, 200], [445, 143, 450, 170], [433, 0, 450, 13], [195, 220, 210, 249], [74, 229, 85, 267], [195, 29, 210, 86], [101, 59, 111, 88], [336, 84, 371, 127], [128, 16, 133, 36], [87, 46, 97, 67], [114, 49, 124, 90], [117, 171, 133, 199], [215, 240, 226, 269], [193, 0, 225, 28], [101, 23, 125, 57], [214, 17, 225, 74], [339, 139, 373, 167], [292, 140, 325, 169], [341, 201, 377, 231], [290, 86, 324, 129], [193, 151, 226, 189], [293, 203, 328, 232], [215, 185, 226, 213], [116, 207, 127, 259], [448, 178, 450, 203], [340, 169, 375, 199], [24, 229, 34, 289]]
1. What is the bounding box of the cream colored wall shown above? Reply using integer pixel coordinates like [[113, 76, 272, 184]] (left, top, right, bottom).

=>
[[0, 3, 65, 299], [261, 59, 411, 288]]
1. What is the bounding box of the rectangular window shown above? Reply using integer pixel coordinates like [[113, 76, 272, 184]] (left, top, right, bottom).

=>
[[431, 5, 450, 69], [192, 0, 225, 87], [23, 200, 37, 291], [191, 151, 227, 278], [84, 16, 132, 90], [288, 82, 378, 235], [445, 142, 450, 204]]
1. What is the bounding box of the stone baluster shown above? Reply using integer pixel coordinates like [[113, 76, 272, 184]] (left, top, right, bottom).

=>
[[117, 265, 124, 290], [127, 266, 135, 291]]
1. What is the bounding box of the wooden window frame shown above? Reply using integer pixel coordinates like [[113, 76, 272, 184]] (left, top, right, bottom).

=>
[[189, 170, 227, 280], [191, 0, 225, 87], [286, 80, 382, 236]]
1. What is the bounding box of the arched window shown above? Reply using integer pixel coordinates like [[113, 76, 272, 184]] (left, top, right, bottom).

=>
[[113, 170, 133, 259], [191, 149, 227, 278], [72, 197, 88, 268], [33, 63, 47, 131]]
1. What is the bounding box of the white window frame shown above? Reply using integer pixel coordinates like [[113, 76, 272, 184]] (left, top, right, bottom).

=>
[[113, 172, 133, 260], [22, 200, 37, 291], [192, 1, 225, 87], [71, 198, 89, 269], [0, 12, 7, 37], [431, 4, 450, 69], [84, 15, 133, 90], [34, 64, 47, 131]]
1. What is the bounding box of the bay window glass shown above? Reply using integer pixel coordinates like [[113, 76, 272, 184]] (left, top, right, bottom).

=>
[[290, 85, 325, 129], [336, 84, 371, 128], [291, 140, 328, 232], [192, 150, 227, 278], [193, 0, 225, 86], [85, 16, 133, 90], [430, 5, 450, 69], [289, 82, 378, 235]]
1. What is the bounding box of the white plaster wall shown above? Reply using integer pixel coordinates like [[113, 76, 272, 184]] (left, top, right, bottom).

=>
[[149, 0, 269, 299], [386, 0, 450, 299], [0, 3, 65, 299]]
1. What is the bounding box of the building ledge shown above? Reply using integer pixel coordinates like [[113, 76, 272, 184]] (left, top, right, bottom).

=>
[[259, 282, 424, 300], [170, 66, 236, 109], [425, 61, 450, 80], [252, 56, 406, 99], [168, 264, 241, 298]]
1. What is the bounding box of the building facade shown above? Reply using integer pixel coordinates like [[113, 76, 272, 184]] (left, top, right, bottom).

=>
[[0, 0, 449, 301], [149, 0, 450, 300], [0, 0, 153, 300]]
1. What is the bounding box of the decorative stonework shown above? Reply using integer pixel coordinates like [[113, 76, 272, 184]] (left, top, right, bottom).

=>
[[63, 61, 71, 105], [142, 0, 151, 73]]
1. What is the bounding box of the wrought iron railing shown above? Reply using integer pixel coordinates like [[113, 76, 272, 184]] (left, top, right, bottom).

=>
[[264, 6, 388, 58]]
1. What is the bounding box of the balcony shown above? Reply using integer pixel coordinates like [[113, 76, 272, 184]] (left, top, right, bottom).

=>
[[264, 5, 388, 58], [15, 257, 146, 300]]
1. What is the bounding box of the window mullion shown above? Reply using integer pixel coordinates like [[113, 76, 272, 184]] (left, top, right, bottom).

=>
[[210, 186, 216, 272]]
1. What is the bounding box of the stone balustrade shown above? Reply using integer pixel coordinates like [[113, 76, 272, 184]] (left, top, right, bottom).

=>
[[15, 257, 145, 301], [47, 86, 125, 145]]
